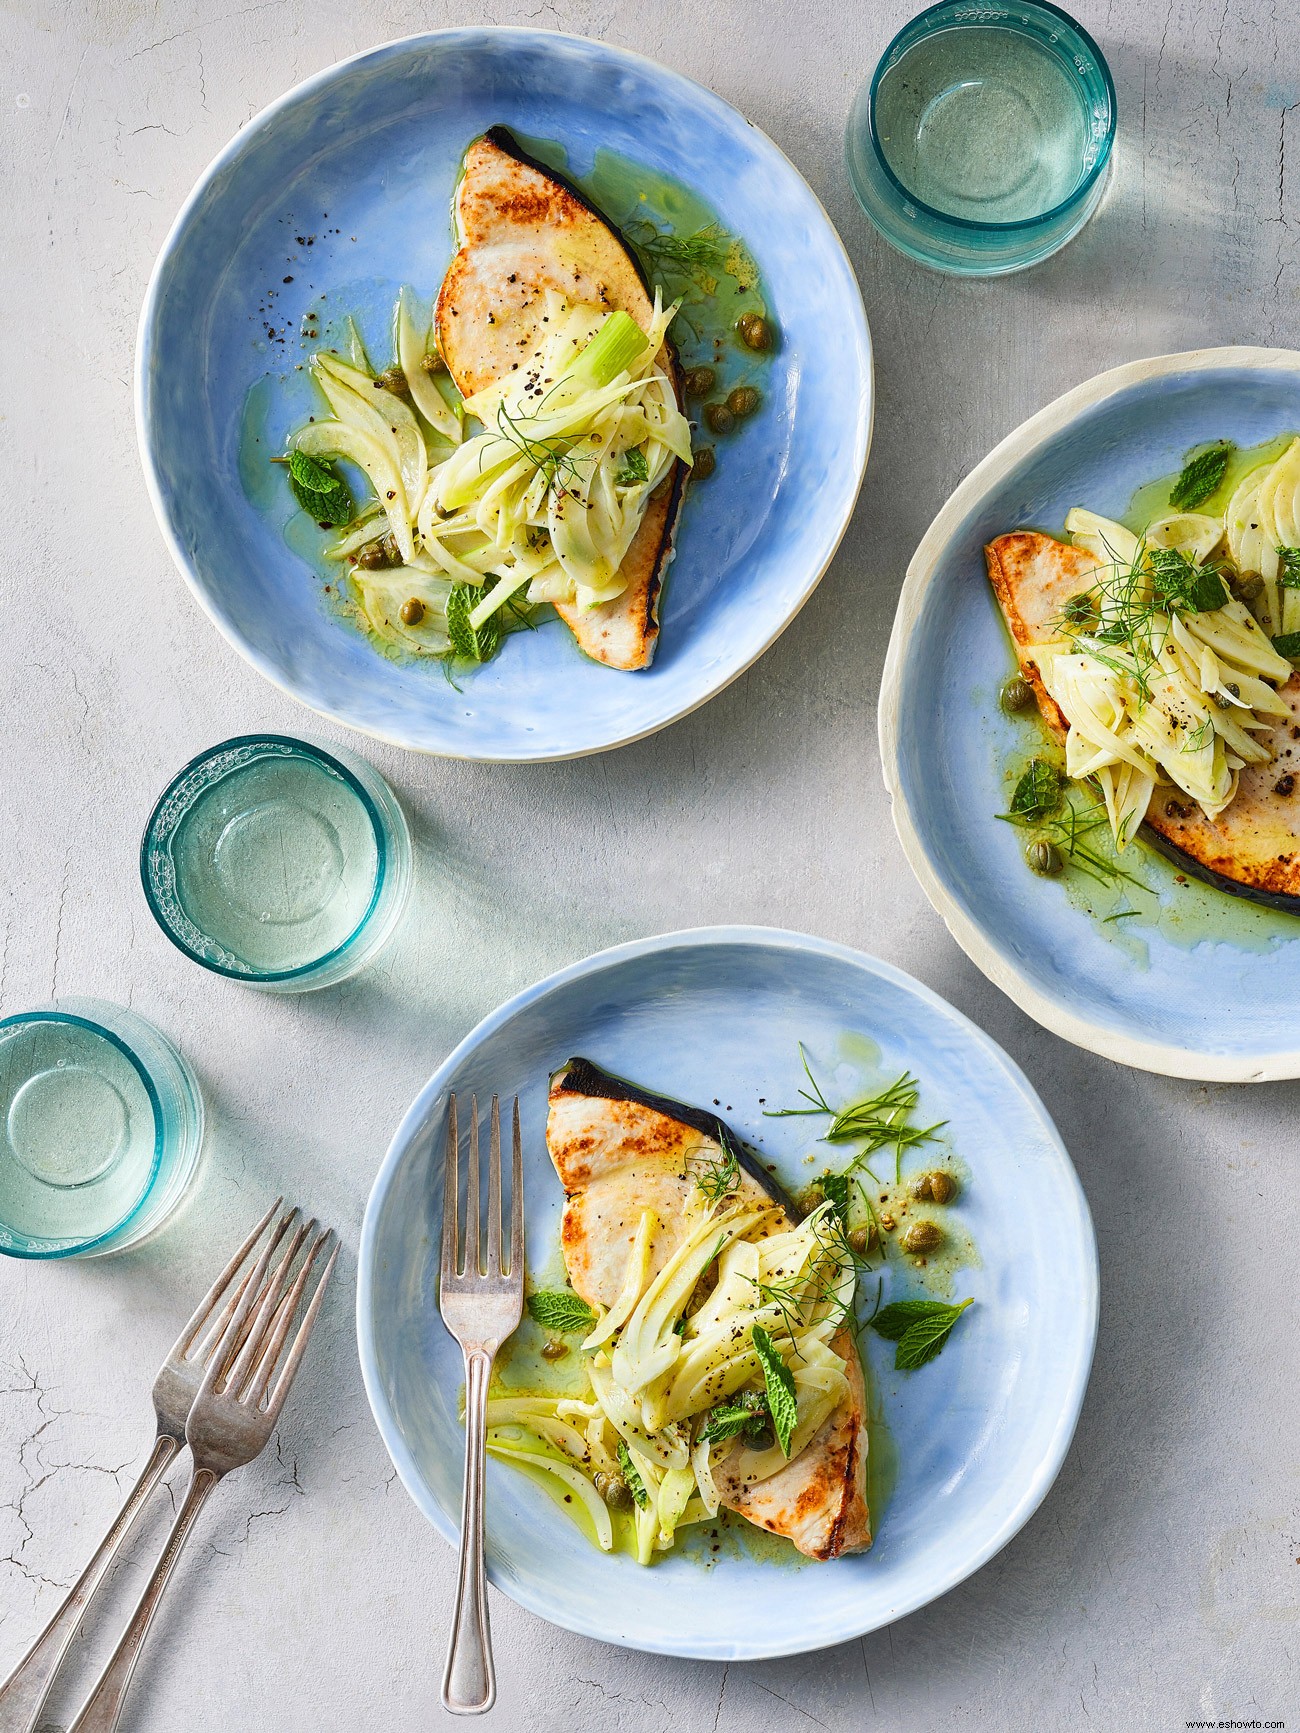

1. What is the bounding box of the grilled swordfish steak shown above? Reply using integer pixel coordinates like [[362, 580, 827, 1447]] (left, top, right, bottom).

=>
[[545, 1057, 872, 1561], [986, 530, 1300, 912], [435, 127, 687, 671]]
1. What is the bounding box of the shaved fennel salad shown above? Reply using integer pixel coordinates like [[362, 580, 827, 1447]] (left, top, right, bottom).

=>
[[490, 1194, 856, 1565], [283, 291, 691, 663], [1032, 456, 1298, 851]]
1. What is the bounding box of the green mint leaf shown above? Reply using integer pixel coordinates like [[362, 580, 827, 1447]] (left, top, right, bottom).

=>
[[616, 1440, 650, 1508], [868, 1298, 959, 1342], [446, 582, 505, 662], [287, 449, 353, 525], [615, 447, 649, 485], [526, 1290, 597, 1334], [1009, 759, 1063, 821], [1169, 441, 1232, 510], [699, 1390, 770, 1446], [751, 1324, 798, 1457], [820, 1172, 851, 1227], [1279, 547, 1300, 590], [289, 448, 336, 493], [1273, 631, 1300, 661], [891, 1298, 974, 1371], [1148, 546, 1228, 613]]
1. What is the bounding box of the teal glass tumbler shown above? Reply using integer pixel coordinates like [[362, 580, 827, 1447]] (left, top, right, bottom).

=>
[[0, 999, 204, 1259], [141, 735, 413, 992], [846, 0, 1116, 276]]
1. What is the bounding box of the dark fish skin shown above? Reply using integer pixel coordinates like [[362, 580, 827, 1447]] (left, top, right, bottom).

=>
[[550, 1057, 792, 1214]]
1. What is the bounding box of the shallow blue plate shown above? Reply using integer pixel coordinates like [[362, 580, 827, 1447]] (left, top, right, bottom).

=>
[[357, 928, 1096, 1659], [137, 30, 872, 760], [880, 347, 1300, 1082]]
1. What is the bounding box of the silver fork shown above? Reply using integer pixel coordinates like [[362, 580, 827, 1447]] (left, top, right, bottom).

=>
[[0, 1197, 290, 1733], [439, 1094, 524, 1717], [64, 1212, 339, 1733]]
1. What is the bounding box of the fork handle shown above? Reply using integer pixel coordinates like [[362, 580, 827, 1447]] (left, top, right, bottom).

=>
[[0, 1431, 180, 1733], [66, 1466, 220, 1733], [442, 1346, 495, 1716]]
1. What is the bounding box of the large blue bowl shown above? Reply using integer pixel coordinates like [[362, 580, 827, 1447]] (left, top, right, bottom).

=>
[[880, 347, 1300, 1081], [357, 928, 1096, 1659], [137, 31, 872, 760]]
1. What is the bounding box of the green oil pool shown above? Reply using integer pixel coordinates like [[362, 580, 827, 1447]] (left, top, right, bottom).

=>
[[1124, 432, 1299, 533]]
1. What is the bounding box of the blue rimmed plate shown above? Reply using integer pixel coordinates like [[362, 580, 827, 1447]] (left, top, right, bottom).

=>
[[137, 30, 871, 760], [880, 346, 1300, 1082], [356, 927, 1096, 1660]]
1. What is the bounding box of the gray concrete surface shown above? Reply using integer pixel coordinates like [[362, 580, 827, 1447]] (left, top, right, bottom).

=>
[[2, 1, 1297, 1728]]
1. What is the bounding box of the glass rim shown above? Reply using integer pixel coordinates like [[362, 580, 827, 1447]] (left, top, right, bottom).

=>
[[863, 0, 1117, 236], [139, 733, 391, 984], [0, 1007, 165, 1258]]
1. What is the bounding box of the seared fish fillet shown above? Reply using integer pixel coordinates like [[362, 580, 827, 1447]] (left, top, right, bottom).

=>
[[436, 127, 686, 670], [546, 1057, 872, 1560], [986, 529, 1300, 908]]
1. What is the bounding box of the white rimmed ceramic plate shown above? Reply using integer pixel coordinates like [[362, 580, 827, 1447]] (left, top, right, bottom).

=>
[[356, 927, 1096, 1659], [880, 347, 1300, 1082], [136, 30, 872, 760]]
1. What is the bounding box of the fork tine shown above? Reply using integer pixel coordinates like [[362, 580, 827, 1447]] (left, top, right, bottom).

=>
[[174, 1196, 282, 1360], [510, 1096, 524, 1281], [440, 1094, 459, 1287], [190, 1206, 297, 1367], [222, 1215, 314, 1398], [247, 1228, 332, 1407], [465, 1095, 481, 1276], [485, 1096, 503, 1276], [263, 1234, 340, 1422], [194, 1211, 288, 1404]]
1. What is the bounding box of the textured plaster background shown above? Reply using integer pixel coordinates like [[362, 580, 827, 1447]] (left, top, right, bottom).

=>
[[1, 1, 1298, 1728]]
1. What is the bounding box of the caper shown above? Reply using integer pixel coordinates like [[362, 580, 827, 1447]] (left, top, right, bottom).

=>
[[683, 365, 716, 398], [726, 385, 761, 418], [399, 596, 425, 626], [1063, 592, 1097, 626], [1236, 572, 1264, 601], [375, 365, 410, 398], [356, 534, 402, 571], [801, 1183, 825, 1218], [902, 1219, 943, 1254], [1026, 838, 1064, 876], [748, 1424, 775, 1452], [847, 1224, 876, 1255], [540, 1338, 568, 1362], [737, 311, 772, 351], [595, 1472, 634, 1511], [1000, 675, 1034, 713], [911, 1171, 957, 1205], [691, 447, 716, 480], [704, 402, 734, 436]]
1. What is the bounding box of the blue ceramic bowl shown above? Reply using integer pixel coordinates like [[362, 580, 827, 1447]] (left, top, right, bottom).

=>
[[880, 347, 1300, 1081], [137, 31, 872, 760], [357, 928, 1096, 1659]]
